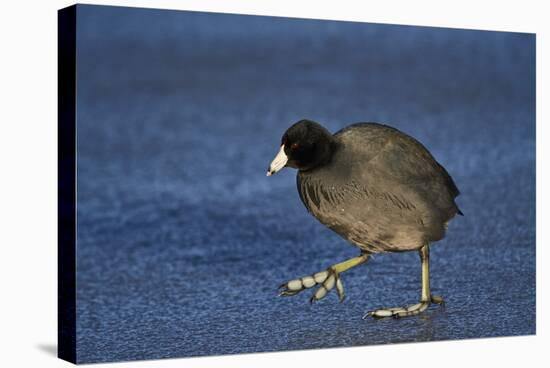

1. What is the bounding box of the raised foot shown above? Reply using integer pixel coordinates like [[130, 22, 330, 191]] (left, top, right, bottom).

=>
[[363, 295, 445, 319], [278, 267, 345, 303]]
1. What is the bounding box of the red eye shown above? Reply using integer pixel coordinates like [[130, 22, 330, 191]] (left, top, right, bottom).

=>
[[291, 143, 299, 150]]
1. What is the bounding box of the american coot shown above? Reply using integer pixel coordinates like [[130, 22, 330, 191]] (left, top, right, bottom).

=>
[[267, 119, 462, 318]]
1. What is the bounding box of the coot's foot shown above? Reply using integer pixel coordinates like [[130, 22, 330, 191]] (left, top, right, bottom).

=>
[[278, 267, 346, 302], [278, 254, 370, 303], [363, 295, 445, 319]]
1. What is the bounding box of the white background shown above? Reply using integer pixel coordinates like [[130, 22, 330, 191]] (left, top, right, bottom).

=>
[[0, 0, 546, 366]]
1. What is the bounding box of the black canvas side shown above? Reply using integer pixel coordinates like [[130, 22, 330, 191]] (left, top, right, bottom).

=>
[[58, 4, 77, 364]]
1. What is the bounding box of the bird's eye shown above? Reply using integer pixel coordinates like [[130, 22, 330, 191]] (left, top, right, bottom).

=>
[[291, 142, 299, 150]]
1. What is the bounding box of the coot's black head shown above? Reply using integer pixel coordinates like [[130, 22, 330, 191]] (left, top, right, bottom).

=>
[[267, 119, 336, 176]]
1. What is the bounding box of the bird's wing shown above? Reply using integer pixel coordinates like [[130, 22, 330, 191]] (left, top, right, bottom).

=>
[[363, 133, 460, 218], [337, 123, 460, 216], [336, 122, 460, 200]]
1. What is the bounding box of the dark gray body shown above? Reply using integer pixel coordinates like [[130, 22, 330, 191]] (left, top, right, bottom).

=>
[[297, 123, 461, 254]]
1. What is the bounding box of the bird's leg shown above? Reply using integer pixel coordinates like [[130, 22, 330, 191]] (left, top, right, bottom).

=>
[[364, 244, 444, 319], [279, 253, 369, 303]]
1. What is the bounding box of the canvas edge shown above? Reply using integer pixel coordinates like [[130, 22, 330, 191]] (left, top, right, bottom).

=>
[[58, 4, 77, 365]]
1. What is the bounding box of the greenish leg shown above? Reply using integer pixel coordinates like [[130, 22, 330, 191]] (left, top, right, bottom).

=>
[[364, 244, 444, 319], [279, 253, 369, 303]]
